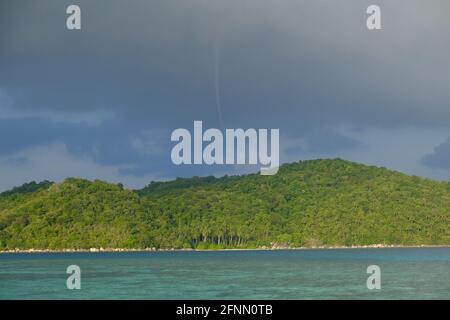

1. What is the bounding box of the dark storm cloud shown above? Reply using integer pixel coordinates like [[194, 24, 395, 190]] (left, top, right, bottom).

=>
[[1, 0, 450, 189], [2, 0, 450, 129]]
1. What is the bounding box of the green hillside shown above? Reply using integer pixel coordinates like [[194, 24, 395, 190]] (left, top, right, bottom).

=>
[[0, 159, 449, 250]]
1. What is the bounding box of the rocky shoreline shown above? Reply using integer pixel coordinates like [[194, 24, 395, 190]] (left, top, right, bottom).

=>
[[0, 244, 448, 254]]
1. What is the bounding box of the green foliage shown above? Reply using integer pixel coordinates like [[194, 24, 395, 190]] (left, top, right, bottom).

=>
[[0, 181, 53, 197], [0, 159, 449, 250]]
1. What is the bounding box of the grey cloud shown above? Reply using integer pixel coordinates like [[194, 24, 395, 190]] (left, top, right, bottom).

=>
[[0, 143, 168, 191], [282, 129, 362, 156], [1, 0, 450, 190], [1, 0, 450, 130], [423, 137, 450, 170]]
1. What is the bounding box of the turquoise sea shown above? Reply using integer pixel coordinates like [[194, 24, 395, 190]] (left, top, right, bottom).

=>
[[0, 248, 449, 299]]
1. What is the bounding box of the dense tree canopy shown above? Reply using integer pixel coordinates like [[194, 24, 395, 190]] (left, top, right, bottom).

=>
[[0, 159, 449, 250]]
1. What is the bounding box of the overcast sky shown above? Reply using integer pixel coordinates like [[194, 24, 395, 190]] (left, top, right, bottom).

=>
[[1, 0, 450, 191]]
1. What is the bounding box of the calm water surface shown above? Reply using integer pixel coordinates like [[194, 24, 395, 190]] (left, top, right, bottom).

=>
[[0, 248, 449, 299]]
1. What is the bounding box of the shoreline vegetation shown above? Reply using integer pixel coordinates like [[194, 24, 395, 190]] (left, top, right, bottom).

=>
[[1, 244, 449, 254], [1, 159, 449, 250]]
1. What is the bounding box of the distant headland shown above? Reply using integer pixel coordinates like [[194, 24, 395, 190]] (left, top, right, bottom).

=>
[[0, 159, 449, 251]]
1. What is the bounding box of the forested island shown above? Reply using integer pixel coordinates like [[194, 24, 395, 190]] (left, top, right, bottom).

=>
[[0, 159, 449, 251]]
